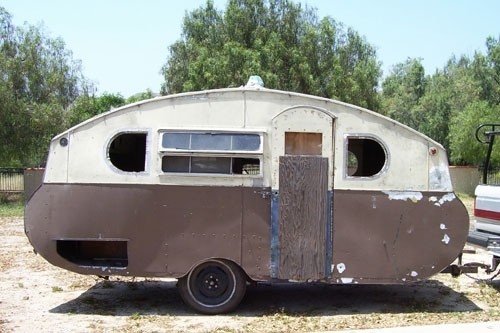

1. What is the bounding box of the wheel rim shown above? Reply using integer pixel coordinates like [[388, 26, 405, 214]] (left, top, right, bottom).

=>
[[187, 260, 236, 308]]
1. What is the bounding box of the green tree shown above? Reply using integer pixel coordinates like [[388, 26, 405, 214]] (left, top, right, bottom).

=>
[[161, 0, 382, 110], [381, 58, 426, 129], [412, 71, 453, 149], [126, 89, 155, 104], [0, 6, 90, 166], [449, 101, 500, 165], [381, 37, 500, 165], [67, 92, 125, 127]]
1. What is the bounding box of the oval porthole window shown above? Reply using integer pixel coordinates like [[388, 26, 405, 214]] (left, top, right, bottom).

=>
[[108, 132, 147, 172], [346, 137, 386, 177]]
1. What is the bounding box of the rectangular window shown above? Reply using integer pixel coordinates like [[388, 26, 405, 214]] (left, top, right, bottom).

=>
[[162, 156, 260, 175], [162, 155, 190, 173], [162, 132, 190, 149], [161, 132, 261, 152], [192, 134, 231, 150], [160, 131, 263, 176], [285, 132, 322, 156], [191, 156, 231, 174]]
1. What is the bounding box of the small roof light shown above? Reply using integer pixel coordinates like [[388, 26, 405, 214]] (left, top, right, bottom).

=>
[[245, 75, 264, 88]]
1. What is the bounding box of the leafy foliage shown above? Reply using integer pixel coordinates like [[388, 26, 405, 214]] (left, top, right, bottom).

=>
[[67, 93, 126, 127], [126, 89, 155, 104], [0, 7, 89, 166], [161, 0, 382, 110], [0, 7, 146, 166], [449, 101, 500, 166], [381, 36, 500, 165]]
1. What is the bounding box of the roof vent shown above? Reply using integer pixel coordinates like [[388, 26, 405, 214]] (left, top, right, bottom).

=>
[[245, 75, 264, 88]]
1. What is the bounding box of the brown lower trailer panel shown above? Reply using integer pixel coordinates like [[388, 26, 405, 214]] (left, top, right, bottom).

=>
[[331, 190, 469, 283], [25, 184, 469, 284], [25, 183, 271, 279]]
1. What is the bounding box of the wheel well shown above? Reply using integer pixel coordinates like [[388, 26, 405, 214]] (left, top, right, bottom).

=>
[[180, 258, 251, 282]]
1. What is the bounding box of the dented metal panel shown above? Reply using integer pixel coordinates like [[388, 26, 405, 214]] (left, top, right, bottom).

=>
[[331, 190, 468, 283]]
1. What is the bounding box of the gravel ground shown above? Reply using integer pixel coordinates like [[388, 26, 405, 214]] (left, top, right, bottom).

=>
[[1, 216, 499, 333]]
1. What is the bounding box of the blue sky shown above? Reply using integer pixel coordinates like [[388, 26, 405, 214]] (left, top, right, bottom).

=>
[[3, 0, 499, 97]]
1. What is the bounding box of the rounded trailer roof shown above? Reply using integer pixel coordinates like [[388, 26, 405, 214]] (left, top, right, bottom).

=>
[[56, 87, 443, 149]]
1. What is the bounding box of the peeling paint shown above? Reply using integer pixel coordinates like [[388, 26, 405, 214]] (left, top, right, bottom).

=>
[[341, 277, 353, 283], [429, 164, 453, 191], [433, 193, 456, 207], [429, 196, 438, 203], [442, 234, 450, 244], [440, 223, 447, 230], [337, 262, 346, 274], [410, 271, 418, 277], [383, 191, 423, 202]]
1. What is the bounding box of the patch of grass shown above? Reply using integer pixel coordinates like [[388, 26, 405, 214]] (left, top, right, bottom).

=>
[[0, 200, 24, 217], [456, 192, 474, 216], [129, 312, 143, 320], [51, 286, 63, 292]]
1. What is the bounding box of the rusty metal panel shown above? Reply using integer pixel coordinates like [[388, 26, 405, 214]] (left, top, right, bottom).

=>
[[331, 190, 469, 283], [278, 156, 328, 280]]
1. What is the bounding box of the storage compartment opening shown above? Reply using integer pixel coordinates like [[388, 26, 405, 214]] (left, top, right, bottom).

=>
[[56, 240, 128, 268]]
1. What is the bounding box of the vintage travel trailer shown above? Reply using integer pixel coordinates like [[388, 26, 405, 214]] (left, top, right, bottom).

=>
[[25, 86, 469, 313]]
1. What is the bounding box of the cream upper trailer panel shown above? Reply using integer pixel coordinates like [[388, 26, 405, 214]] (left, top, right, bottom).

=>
[[44, 88, 451, 192]]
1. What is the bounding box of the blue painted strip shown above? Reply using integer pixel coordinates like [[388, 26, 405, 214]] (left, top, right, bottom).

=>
[[271, 191, 279, 278], [325, 190, 333, 276]]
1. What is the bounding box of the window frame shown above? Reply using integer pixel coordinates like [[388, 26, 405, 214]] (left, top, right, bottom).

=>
[[343, 134, 389, 180], [105, 129, 151, 175], [158, 130, 264, 177], [160, 131, 263, 154]]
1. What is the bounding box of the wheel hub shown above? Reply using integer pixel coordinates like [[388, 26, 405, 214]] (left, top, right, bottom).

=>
[[198, 268, 229, 298]]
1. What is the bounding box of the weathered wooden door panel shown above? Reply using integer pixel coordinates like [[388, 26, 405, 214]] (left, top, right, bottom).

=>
[[278, 155, 328, 280]]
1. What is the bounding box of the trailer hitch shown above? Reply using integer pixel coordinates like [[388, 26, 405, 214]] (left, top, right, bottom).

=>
[[442, 249, 500, 280]]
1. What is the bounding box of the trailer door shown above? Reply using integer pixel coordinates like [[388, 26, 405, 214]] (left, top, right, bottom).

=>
[[271, 106, 334, 280]]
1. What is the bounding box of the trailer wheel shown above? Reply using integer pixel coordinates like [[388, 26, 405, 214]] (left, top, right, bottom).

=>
[[178, 259, 246, 314]]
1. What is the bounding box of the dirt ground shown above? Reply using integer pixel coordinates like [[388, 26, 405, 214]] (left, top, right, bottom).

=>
[[1, 216, 500, 333]]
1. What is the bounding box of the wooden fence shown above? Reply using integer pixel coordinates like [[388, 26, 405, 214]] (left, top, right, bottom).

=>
[[0, 168, 24, 193]]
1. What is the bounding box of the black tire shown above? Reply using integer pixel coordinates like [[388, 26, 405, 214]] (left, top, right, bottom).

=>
[[178, 259, 246, 314]]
